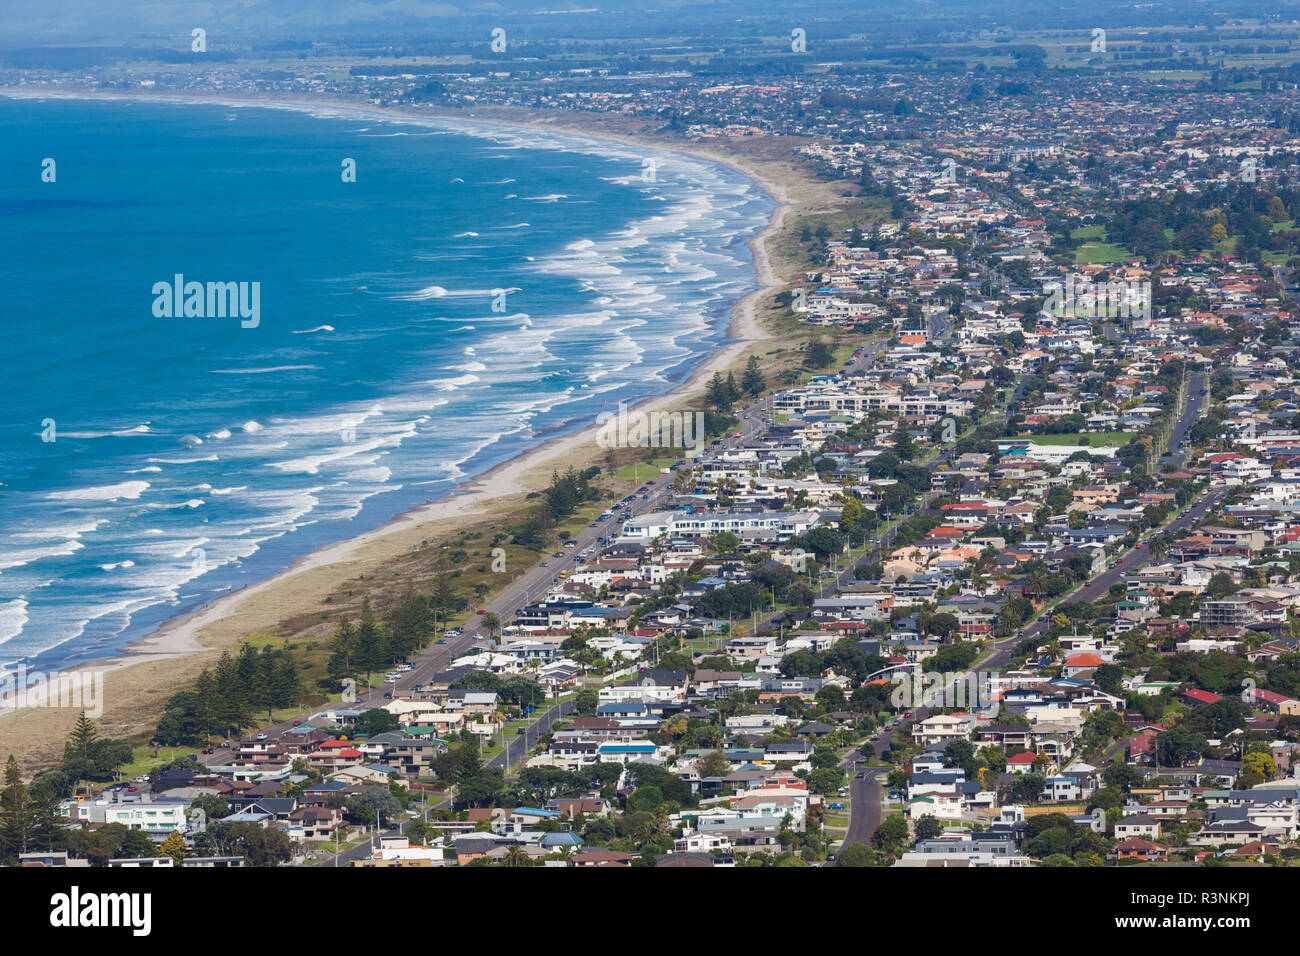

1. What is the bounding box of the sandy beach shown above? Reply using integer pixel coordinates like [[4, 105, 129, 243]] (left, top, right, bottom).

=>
[[0, 88, 820, 767]]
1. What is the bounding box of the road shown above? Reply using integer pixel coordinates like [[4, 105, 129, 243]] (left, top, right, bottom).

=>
[[484, 695, 578, 771], [982, 485, 1227, 665], [836, 718, 903, 854], [1163, 371, 1207, 469], [841, 768, 882, 853], [199, 349, 799, 764]]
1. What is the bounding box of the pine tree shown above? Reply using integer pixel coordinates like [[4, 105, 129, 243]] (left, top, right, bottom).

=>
[[0, 755, 33, 857], [327, 617, 358, 679], [706, 372, 729, 411], [193, 669, 219, 740], [356, 602, 385, 681], [742, 355, 765, 397], [67, 711, 98, 763], [893, 421, 915, 461]]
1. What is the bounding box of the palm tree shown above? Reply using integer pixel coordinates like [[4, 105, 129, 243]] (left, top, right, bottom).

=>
[[503, 844, 528, 868], [483, 612, 502, 645]]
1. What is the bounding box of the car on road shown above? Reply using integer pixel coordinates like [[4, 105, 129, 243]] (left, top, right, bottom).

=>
[[553, 551, 564, 557], [540, 562, 549, 567], [516, 727, 527, 735], [476, 610, 487, 615]]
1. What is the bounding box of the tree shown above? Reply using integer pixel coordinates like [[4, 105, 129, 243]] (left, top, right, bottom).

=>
[[1156, 726, 1210, 767], [353, 708, 401, 737], [913, 815, 943, 841], [742, 355, 765, 397], [893, 422, 915, 461], [503, 843, 531, 868], [872, 813, 909, 851], [190, 793, 230, 823], [1010, 772, 1046, 804], [350, 785, 401, 831], [808, 767, 846, 794], [65, 711, 98, 769], [840, 496, 864, 537], [0, 755, 34, 858], [837, 842, 874, 866], [696, 751, 731, 779], [228, 822, 292, 866], [160, 830, 189, 864], [1242, 751, 1276, 781]]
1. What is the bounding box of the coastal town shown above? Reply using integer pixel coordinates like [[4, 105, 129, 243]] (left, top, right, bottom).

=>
[[6, 6, 1300, 898]]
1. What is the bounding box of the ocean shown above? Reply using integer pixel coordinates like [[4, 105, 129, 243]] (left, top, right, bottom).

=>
[[0, 94, 773, 675]]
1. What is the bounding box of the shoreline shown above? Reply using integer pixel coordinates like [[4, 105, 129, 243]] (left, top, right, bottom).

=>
[[0, 87, 798, 764]]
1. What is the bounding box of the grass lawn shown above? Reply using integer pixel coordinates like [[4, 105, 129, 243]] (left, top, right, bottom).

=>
[[613, 456, 680, 483], [1074, 241, 1132, 265], [1015, 432, 1133, 447]]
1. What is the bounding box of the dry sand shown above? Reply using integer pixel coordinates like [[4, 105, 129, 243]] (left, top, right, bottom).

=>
[[0, 89, 824, 767]]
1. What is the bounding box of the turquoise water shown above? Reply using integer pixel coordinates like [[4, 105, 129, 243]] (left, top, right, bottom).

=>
[[0, 95, 772, 672]]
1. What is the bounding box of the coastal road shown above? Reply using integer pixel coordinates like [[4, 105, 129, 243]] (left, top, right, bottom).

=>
[[209, 351, 794, 755], [844, 338, 889, 376], [194, 447, 689, 761]]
